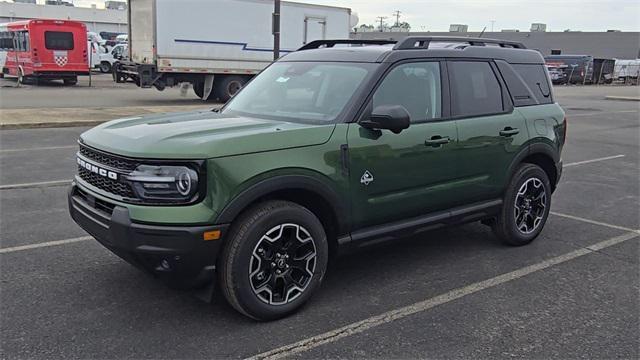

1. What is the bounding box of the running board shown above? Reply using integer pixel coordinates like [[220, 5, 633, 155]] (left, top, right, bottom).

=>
[[339, 199, 503, 252]]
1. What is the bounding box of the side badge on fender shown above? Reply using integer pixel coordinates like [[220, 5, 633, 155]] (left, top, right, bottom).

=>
[[360, 170, 374, 186]]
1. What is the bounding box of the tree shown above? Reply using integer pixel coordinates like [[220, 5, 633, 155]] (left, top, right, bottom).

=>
[[397, 21, 411, 30]]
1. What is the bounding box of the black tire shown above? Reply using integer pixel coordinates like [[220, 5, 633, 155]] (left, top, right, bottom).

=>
[[212, 75, 246, 102], [193, 82, 206, 99], [63, 77, 78, 86], [493, 163, 551, 246], [17, 67, 24, 85], [99, 62, 112, 73], [219, 200, 328, 321]]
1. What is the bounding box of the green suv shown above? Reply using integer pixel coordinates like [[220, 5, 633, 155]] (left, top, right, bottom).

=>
[[69, 37, 566, 320]]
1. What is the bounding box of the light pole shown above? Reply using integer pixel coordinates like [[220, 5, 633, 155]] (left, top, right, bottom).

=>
[[273, 0, 281, 60], [376, 16, 387, 32], [393, 10, 401, 27]]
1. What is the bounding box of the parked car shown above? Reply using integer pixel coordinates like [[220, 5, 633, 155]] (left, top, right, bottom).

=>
[[614, 59, 640, 81], [114, 34, 128, 44], [69, 36, 566, 321], [87, 31, 106, 46], [547, 66, 567, 84], [94, 43, 128, 73], [545, 55, 594, 84]]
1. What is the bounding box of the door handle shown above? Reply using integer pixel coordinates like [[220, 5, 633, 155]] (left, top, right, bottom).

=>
[[499, 127, 520, 137], [425, 135, 451, 147]]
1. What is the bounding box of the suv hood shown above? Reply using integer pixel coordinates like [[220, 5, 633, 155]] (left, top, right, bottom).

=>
[[80, 110, 335, 159]]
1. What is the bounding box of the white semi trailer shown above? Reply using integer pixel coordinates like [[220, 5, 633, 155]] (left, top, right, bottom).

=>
[[115, 0, 357, 101]]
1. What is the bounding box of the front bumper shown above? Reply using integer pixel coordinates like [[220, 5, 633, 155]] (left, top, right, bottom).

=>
[[68, 183, 228, 288]]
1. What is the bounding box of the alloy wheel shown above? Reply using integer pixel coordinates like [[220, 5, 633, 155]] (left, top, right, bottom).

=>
[[249, 223, 317, 305], [514, 177, 547, 234]]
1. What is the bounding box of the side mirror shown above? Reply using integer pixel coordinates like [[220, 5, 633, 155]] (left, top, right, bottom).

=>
[[360, 105, 410, 134]]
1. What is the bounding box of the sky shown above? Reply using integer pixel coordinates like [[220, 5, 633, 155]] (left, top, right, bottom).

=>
[[25, 0, 640, 32]]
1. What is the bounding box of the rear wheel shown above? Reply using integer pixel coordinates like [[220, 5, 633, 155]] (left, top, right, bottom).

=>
[[193, 81, 206, 99], [219, 200, 328, 321], [493, 163, 551, 246], [213, 75, 247, 102], [17, 66, 24, 85], [63, 76, 78, 86]]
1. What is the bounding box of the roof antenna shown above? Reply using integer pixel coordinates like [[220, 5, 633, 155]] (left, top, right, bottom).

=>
[[478, 26, 487, 38]]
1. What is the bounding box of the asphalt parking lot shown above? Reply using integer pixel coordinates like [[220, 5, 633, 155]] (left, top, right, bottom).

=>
[[0, 85, 638, 359]]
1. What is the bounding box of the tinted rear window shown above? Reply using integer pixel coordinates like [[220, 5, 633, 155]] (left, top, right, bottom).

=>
[[513, 64, 552, 104], [449, 61, 503, 117], [45, 31, 74, 50]]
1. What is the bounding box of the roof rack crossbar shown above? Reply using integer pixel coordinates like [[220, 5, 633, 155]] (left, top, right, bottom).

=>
[[298, 39, 397, 51], [393, 36, 526, 50]]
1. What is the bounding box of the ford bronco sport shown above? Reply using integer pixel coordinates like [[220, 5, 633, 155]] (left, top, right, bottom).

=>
[[69, 37, 566, 321]]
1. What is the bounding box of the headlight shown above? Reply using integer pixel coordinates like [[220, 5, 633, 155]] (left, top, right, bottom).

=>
[[126, 165, 200, 203]]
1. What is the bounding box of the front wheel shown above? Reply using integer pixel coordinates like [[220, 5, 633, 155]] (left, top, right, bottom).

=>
[[219, 200, 328, 321], [99, 62, 112, 73], [493, 163, 551, 246]]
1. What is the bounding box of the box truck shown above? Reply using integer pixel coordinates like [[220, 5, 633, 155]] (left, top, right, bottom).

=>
[[114, 0, 357, 101]]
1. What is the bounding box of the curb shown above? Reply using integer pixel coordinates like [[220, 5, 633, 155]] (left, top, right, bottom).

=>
[[604, 96, 640, 102], [1, 120, 107, 130]]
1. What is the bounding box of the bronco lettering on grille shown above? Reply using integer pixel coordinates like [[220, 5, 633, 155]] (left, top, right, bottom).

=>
[[77, 157, 118, 180]]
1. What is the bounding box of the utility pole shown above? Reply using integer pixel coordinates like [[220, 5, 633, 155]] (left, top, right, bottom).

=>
[[490, 20, 496, 32], [392, 10, 401, 27], [273, 0, 281, 60], [376, 16, 387, 32]]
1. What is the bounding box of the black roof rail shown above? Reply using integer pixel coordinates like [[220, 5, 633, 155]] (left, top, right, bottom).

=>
[[298, 39, 396, 51], [393, 36, 526, 50]]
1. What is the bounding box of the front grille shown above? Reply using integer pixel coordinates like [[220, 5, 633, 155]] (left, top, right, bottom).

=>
[[79, 144, 139, 171], [75, 187, 116, 215], [78, 166, 135, 198]]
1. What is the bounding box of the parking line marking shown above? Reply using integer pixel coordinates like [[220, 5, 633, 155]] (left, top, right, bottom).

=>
[[247, 231, 639, 360], [0, 236, 92, 254], [564, 154, 625, 167], [568, 110, 638, 117], [551, 211, 639, 233], [0, 145, 77, 153], [0, 180, 71, 190]]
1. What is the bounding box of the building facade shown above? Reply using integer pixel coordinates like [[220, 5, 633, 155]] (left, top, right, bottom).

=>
[[352, 31, 640, 59], [0, 2, 127, 33]]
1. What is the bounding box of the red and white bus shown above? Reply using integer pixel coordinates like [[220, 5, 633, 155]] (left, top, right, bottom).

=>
[[0, 19, 89, 85]]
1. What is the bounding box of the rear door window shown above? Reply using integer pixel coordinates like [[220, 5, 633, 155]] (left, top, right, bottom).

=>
[[512, 64, 552, 104], [448, 61, 504, 117], [45, 31, 74, 50]]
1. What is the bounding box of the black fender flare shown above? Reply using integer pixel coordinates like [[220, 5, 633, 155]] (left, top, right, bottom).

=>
[[215, 174, 349, 234], [506, 142, 561, 187]]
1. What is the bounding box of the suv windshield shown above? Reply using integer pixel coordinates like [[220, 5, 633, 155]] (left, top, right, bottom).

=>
[[223, 62, 376, 123]]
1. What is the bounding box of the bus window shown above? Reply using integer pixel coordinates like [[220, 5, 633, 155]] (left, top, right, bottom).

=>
[[15, 31, 29, 51], [45, 31, 74, 50], [0, 31, 14, 50]]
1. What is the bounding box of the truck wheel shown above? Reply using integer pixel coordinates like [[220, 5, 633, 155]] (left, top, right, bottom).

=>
[[63, 77, 78, 86], [493, 163, 551, 246], [99, 62, 112, 73], [17, 66, 24, 85], [219, 200, 328, 321], [193, 82, 206, 99], [213, 75, 246, 102]]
